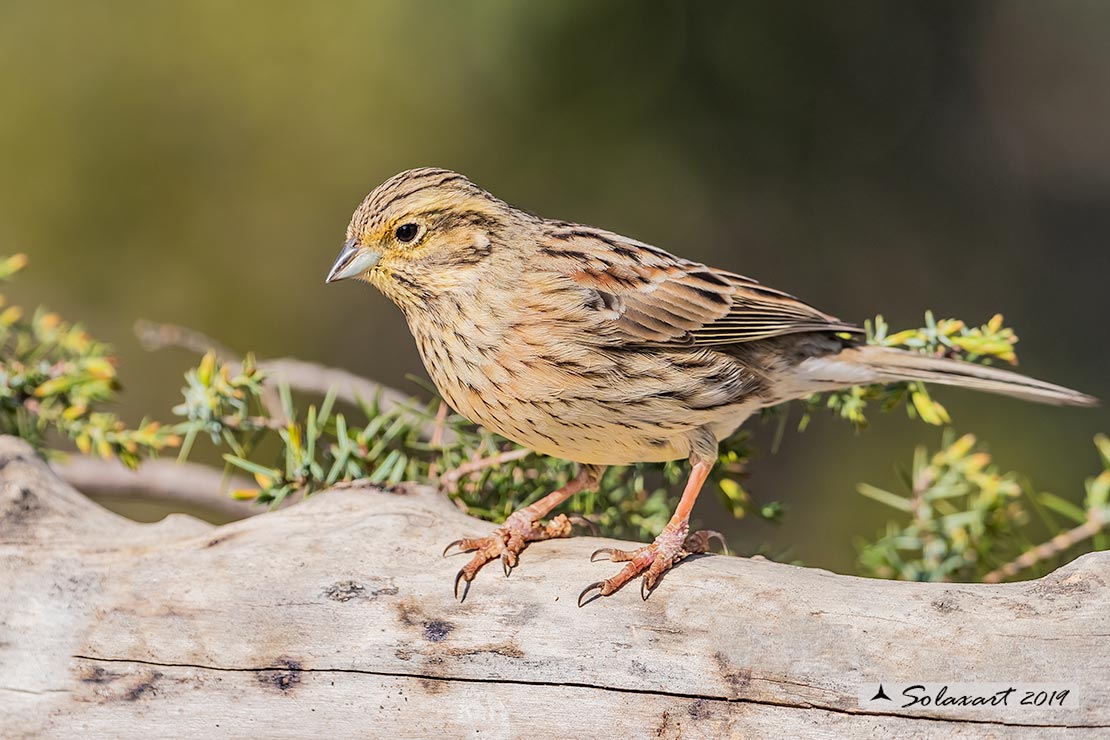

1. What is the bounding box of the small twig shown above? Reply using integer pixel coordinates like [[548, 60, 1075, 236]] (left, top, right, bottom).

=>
[[426, 402, 449, 479], [259, 358, 458, 442], [135, 321, 445, 436], [982, 512, 1107, 583], [53, 457, 259, 520], [222, 415, 288, 432], [909, 464, 939, 571], [439, 448, 532, 490], [909, 467, 933, 517], [134, 320, 238, 362], [258, 357, 415, 422], [135, 320, 285, 420], [429, 401, 448, 449]]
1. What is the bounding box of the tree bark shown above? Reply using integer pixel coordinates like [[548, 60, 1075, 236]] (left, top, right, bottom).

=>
[[0, 436, 1106, 739]]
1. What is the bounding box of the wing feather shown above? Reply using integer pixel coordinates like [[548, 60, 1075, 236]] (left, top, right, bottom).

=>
[[542, 226, 862, 346]]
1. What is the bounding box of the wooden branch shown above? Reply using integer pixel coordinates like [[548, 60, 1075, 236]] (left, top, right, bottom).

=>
[[256, 357, 412, 413], [1, 436, 1107, 737], [438, 447, 533, 489], [135, 319, 411, 415], [51, 456, 258, 520], [983, 512, 1108, 583], [133, 319, 239, 362], [134, 319, 446, 438]]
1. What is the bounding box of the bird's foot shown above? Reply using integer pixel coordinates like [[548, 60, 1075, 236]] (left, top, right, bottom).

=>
[[579, 524, 726, 606], [444, 510, 593, 601]]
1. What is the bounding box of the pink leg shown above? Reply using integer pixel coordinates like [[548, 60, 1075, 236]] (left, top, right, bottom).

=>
[[444, 464, 603, 601], [579, 459, 726, 605]]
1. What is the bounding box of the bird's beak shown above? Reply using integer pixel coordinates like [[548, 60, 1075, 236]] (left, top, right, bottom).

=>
[[326, 238, 381, 283]]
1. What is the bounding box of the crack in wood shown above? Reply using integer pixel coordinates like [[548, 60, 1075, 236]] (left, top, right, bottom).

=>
[[0, 687, 73, 695], [71, 655, 1106, 730]]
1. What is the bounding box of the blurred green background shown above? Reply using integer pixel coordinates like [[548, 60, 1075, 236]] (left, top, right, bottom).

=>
[[2, 1, 1107, 573]]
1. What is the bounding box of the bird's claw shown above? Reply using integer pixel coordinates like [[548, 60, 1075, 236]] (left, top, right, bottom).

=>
[[580, 525, 725, 603], [443, 512, 576, 599], [588, 545, 640, 563], [577, 580, 606, 608], [454, 569, 471, 602], [685, 529, 729, 556], [589, 547, 614, 562], [568, 514, 599, 535]]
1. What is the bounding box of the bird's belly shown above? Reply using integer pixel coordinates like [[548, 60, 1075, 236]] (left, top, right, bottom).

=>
[[474, 404, 692, 465], [465, 395, 757, 466], [504, 416, 691, 467], [432, 374, 686, 465], [422, 352, 755, 466]]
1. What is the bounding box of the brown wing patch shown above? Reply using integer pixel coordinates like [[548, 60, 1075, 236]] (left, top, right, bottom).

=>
[[544, 226, 862, 346]]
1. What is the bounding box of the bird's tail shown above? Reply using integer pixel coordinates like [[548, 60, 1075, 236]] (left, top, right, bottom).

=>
[[788, 345, 1097, 407]]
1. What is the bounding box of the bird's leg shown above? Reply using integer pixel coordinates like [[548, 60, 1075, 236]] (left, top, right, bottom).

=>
[[580, 456, 724, 605], [445, 464, 603, 600]]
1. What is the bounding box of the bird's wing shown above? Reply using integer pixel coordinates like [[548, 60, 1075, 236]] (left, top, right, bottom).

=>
[[539, 225, 862, 346]]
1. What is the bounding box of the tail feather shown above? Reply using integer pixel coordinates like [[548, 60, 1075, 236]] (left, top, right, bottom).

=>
[[793, 346, 1097, 407]]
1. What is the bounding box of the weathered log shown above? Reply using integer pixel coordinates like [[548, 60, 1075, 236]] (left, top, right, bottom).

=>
[[1, 436, 1106, 738]]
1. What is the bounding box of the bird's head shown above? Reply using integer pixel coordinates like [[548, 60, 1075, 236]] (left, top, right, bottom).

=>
[[326, 168, 517, 310]]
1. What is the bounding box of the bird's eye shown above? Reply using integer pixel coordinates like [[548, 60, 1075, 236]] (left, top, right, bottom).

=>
[[395, 223, 419, 243]]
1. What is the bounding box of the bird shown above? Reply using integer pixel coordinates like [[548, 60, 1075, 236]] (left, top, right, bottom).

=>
[[325, 167, 1096, 605]]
